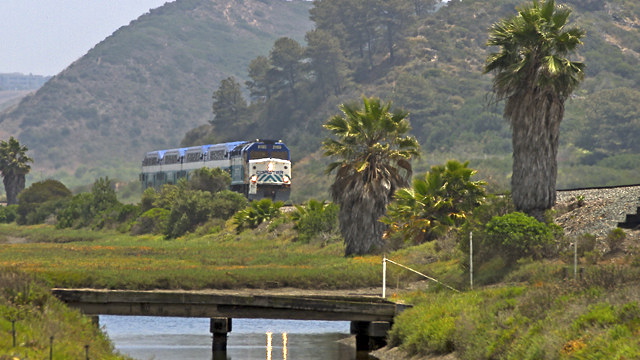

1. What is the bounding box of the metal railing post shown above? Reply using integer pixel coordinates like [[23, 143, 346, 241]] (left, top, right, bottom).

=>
[[382, 257, 387, 298]]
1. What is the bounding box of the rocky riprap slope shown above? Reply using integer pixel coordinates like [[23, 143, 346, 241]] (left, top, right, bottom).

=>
[[555, 185, 640, 248]]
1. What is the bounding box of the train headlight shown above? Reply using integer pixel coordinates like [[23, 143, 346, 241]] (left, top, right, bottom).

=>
[[250, 175, 258, 183], [267, 162, 274, 172], [283, 175, 291, 184]]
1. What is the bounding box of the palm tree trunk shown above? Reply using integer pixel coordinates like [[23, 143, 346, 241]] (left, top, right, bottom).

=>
[[509, 92, 564, 221], [3, 174, 25, 205], [336, 179, 390, 256]]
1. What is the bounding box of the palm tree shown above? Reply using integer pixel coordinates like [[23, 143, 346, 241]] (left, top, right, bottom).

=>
[[323, 96, 420, 256], [381, 160, 487, 244], [0, 137, 33, 205], [484, 0, 585, 220]]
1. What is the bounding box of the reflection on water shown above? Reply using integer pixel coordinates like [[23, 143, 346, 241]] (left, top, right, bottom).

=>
[[100, 316, 370, 360]]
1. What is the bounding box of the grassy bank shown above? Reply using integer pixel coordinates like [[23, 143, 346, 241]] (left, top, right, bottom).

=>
[[387, 261, 640, 359], [0, 223, 398, 290], [0, 268, 129, 359]]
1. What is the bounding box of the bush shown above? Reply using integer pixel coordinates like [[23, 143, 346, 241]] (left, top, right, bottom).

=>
[[164, 190, 215, 238], [56, 193, 94, 229], [291, 199, 339, 243], [16, 179, 72, 225], [131, 208, 170, 235], [0, 205, 18, 223], [209, 190, 248, 219], [606, 228, 626, 253], [483, 212, 561, 265], [186, 167, 231, 193], [233, 199, 284, 233]]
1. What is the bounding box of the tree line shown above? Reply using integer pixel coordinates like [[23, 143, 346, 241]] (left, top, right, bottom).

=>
[[1, 1, 603, 269]]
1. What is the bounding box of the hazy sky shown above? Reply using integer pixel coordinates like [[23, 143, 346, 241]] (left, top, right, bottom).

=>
[[0, 0, 174, 76]]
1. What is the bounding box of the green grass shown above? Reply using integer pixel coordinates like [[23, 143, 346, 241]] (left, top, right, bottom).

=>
[[0, 269, 129, 359], [0, 223, 385, 290], [387, 269, 640, 359]]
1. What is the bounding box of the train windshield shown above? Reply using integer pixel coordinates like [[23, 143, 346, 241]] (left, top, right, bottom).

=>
[[271, 150, 289, 160], [250, 150, 269, 159]]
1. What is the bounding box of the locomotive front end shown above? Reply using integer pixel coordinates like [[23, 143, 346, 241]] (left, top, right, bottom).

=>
[[248, 158, 291, 201]]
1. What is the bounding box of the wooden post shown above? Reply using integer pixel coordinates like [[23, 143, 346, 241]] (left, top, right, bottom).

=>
[[210, 317, 232, 359]]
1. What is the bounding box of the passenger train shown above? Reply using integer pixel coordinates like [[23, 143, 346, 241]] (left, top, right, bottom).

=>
[[140, 139, 291, 201]]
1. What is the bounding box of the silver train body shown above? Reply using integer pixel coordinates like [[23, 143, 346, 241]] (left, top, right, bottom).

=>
[[140, 139, 291, 201]]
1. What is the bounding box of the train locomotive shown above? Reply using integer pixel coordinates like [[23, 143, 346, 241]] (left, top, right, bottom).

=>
[[140, 139, 291, 201]]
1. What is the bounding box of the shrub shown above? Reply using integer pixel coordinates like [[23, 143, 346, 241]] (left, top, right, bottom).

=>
[[186, 167, 231, 193], [140, 187, 158, 212], [164, 190, 216, 238], [16, 179, 72, 225], [130, 208, 170, 235], [233, 199, 284, 233], [0, 205, 17, 223], [152, 184, 181, 210], [56, 193, 94, 229], [209, 190, 248, 219], [90, 177, 119, 213], [291, 199, 339, 243], [96, 203, 142, 232], [606, 228, 626, 253], [483, 212, 561, 265]]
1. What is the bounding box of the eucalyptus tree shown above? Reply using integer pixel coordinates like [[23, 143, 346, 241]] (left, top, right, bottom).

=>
[[0, 137, 33, 205], [323, 96, 420, 256], [484, 0, 585, 220]]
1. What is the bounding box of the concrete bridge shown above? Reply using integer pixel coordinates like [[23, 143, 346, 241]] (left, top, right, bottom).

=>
[[52, 288, 410, 357]]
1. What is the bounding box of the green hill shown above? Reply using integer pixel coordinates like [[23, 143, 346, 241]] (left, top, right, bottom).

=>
[[0, 0, 312, 186]]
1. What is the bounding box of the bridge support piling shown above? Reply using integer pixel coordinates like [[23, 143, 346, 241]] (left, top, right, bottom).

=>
[[210, 317, 232, 359], [350, 320, 390, 354], [89, 315, 100, 328]]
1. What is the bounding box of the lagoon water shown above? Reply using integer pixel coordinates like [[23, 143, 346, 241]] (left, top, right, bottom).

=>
[[101, 316, 374, 360]]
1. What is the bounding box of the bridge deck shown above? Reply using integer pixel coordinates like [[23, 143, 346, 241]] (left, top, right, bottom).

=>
[[52, 289, 408, 322]]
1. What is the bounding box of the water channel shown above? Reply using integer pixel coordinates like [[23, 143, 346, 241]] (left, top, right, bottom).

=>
[[101, 316, 378, 360]]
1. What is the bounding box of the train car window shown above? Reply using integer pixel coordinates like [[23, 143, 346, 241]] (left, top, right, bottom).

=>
[[186, 153, 201, 162], [143, 157, 159, 166], [165, 155, 179, 164], [210, 150, 225, 160], [271, 151, 289, 160]]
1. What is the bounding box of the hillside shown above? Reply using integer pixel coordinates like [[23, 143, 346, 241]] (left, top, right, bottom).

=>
[[0, 0, 312, 184], [2, 0, 640, 198]]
